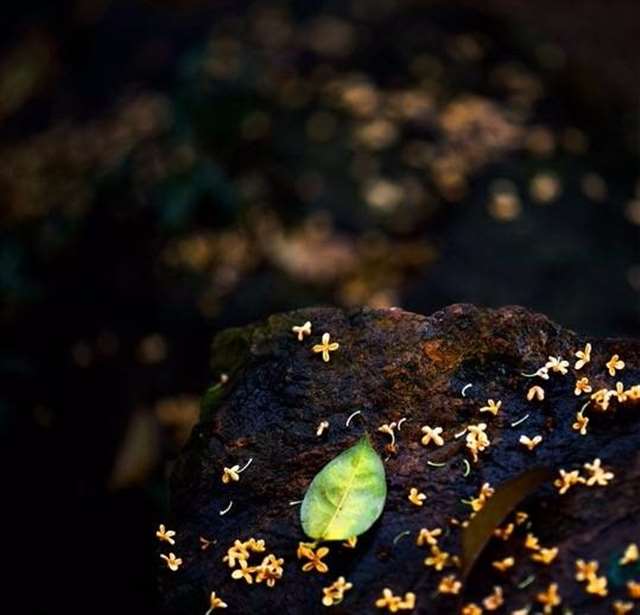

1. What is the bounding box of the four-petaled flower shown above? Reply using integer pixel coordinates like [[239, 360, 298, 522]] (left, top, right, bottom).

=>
[[585, 574, 608, 597], [312, 333, 340, 362], [292, 321, 312, 341], [492, 557, 515, 572], [231, 558, 254, 584], [160, 552, 183, 571], [525, 533, 540, 551], [480, 399, 502, 416], [574, 377, 592, 396], [156, 524, 176, 545], [420, 425, 444, 447], [572, 411, 589, 435], [546, 356, 569, 375], [613, 601, 634, 615], [205, 591, 228, 612], [408, 487, 426, 507], [527, 385, 545, 401], [375, 588, 415, 612], [416, 527, 442, 547], [424, 545, 450, 571], [438, 574, 461, 594], [483, 585, 504, 610], [222, 465, 240, 484], [554, 469, 585, 494], [531, 547, 559, 565], [322, 576, 353, 606], [254, 553, 284, 587], [583, 458, 614, 486], [467, 482, 495, 512], [575, 343, 592, 369], [606, 354, 625, 376], [301, 545, 330, 573], [575, 559, 599, 581], [519, 434, 542, 451], [536, 583, 561, 614], [466, 423, 490, 463]]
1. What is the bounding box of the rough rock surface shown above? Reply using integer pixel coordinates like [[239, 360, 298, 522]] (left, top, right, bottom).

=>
[[160, 305, 640, 614]]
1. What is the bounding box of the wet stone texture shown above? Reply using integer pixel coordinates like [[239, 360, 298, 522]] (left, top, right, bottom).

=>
[[161, 305, 640, 614]]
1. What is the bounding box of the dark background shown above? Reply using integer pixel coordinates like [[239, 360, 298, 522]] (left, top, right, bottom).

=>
[[1, 1, 639, 612]]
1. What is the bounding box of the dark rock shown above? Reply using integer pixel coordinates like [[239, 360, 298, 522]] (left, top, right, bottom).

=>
[[161, 305, 640, 614]]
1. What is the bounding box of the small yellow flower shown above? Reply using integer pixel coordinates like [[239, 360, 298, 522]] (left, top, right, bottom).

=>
[[467, 482, 495, 512], [296, 541, 317, 560], [575, 343, 592, 370], [480, 399, 502, 416], [408, 487, 426, 507], [626, 385, 640, 400], [627, 580, 640, 599], [466, 423, 490, 463], [424, 545, 450, 571], [375, 588, 415, 612], [536, 583, 561, 614], [292, 321, 312, 341], [613, 601, 634, 615], [322, 576, 353, 606], [222, 465, 240, 484], [591, 388, 613, 411], [527, 385, 545, 401], [546, 356, 569, 375], [231, 559, 255, 584], [531, 547, 559, 565], [420, 425, 444, 447], [156, 524, 176, 545], [525, 533, 540, 551], [223, 540, 250, 567], [438, 574, 461, 594], [205, 591, 228, 612], [606, 354, 625, 376], [554, 469, 585, 494], [583, 458, 614, 486], [572, 411, 589, 435], [519, 434, 542, 451], [461, 604, 482, 615], [620, 543, 639, 565], [254, 553, 284, 587], [614, 382, 628, 403], [575, 559, 599, 581], [493, 523, 514, 541], [483, 585, 504, 610], [301, 546, 330, 573], [342, 536, 358, 549], [312, 332, 339, 362], [416, 527, 442, 547], [398, 593, 415, 610], [492, 557, 515, 572], [515, 511, 528, 525], [160, 552, 183, 571], [585, 574, 608, 597], [574, 377, 592, 396]]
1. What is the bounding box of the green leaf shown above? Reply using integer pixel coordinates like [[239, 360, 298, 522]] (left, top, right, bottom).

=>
[[300, 436, 387, 541]]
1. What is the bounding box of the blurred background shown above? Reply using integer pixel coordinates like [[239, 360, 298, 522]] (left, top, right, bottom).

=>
[[2, 0, 640, 612]]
